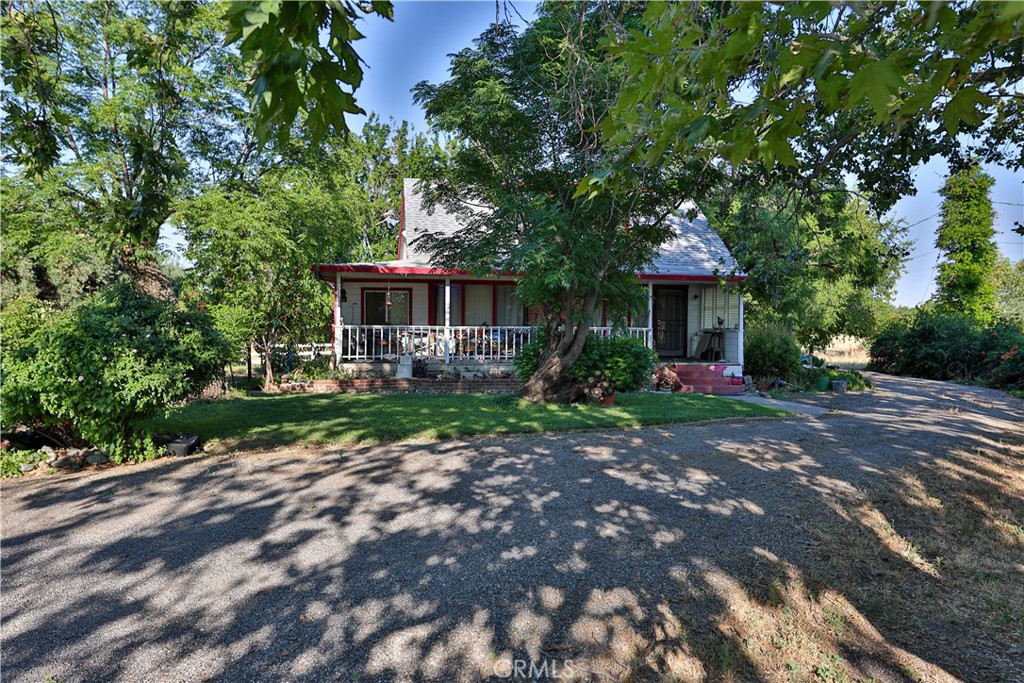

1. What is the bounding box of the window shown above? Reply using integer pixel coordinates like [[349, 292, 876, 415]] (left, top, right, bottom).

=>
[[495, 285, 524, 325], [432, 284, 463, 325], [364, 290, 410, 325], [701, 288, 740, 330]]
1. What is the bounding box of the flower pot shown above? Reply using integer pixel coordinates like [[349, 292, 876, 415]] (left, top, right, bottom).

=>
[[600, 392, 616, 406]]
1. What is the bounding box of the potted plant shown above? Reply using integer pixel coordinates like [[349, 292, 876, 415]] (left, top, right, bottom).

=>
[[585, 372, 616, 406]]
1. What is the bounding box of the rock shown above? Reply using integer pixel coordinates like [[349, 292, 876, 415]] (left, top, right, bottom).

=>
[[166, 434, 199, 457], [51, 456, 75, 469], [40, 445, 55, 456], [85, 452, 108, 465], [66, 448, 82, 458], [19, 462, 36, 473]]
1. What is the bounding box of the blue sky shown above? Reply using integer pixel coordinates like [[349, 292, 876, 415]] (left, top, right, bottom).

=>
[[345, 1, 1023, 308]]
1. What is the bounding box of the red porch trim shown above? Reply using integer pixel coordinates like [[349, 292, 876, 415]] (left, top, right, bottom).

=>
[[315, 263, 745, 283]]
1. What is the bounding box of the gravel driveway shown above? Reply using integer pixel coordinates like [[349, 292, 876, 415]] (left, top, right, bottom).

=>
[[2, 374, 1022, 682]]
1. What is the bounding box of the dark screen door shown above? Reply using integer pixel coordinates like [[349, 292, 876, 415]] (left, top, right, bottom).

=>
[[655, 288, 687, 356]]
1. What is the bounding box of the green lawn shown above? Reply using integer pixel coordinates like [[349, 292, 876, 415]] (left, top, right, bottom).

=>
[[147, 391, 786, 450]]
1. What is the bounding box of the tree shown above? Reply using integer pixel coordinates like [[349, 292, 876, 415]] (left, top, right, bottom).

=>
[[704, 173, 909, 350], [175, 161, 358, 389], [590, 2, 1024, 212], [0, 173, 111, 306], [934, 165, 998, 323], [413, 3, 711, 402], [1, 0, 253, 298], [224, 0, 393, 144], [301, 116, 440, 261], [994, 257, 1024, 321]]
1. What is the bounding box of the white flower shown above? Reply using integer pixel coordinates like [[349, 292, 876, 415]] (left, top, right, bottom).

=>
[[102, 356, 108, 361], [77, 375, 84, 382]]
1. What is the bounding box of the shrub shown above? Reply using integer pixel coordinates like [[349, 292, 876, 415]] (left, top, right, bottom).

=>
[[0, 284, 230, 462], [514, 330, 657, 392], [868, 310, 1024, 389], [287, 354, 353, 381], [512, 328, 547, 381], [574, 334, 658, 392], [796, 367, 873, 391], [744, 325, 801, 385], [0, 449, 48, 478]]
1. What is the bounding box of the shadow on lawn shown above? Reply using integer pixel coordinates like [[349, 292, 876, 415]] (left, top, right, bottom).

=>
[[149, 392, 779, 449], [2, 375, 1022, 682]]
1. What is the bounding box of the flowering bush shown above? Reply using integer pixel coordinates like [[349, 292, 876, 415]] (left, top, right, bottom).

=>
[[651, 364, 682, 391], [584, 372, 615, 401], [1, 284, 229, 462], [988, 344, 1024, 392], [516, 330, 656, 393]]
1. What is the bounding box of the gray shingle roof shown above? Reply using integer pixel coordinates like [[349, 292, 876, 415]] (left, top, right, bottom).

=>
[[341, 179, 741, 277], [648, 202, 741, 276]]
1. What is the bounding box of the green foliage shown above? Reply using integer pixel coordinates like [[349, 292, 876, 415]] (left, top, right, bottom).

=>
[[995, 258, 1024, 321], [868, 310, 1024, 387], [0, 450, 48, 478], [596, 2, 1024, 212], [175, 163, 356, 386], [0, 174, 112, 306], [0, 285, 229, 462], [744, 325, 802, 385], [513, 331, 548, 383], [2, 0, 251, 295], [573, 335, 658, 392], [934, 166, 999, 324], [795, 367, 872, 392], [224, 0, 393, 144], [515, 332, 656, 393], [707, 179, 909, 350], [286, 356, 353, 382]]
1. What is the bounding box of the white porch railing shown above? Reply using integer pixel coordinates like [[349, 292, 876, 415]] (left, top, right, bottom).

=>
[[591, 326, 652, 347], [337, 325, 536, 362], [334, 325, 653, 362]]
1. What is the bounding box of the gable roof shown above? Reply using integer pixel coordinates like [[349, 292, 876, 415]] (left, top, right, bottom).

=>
[[317, 179, 743, 280]]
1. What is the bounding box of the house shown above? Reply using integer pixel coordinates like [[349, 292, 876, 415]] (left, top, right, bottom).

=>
[[313, 179, 746, 382]]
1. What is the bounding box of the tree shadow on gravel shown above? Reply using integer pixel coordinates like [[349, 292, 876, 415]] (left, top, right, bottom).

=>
[[2, 375, 1022, 682]]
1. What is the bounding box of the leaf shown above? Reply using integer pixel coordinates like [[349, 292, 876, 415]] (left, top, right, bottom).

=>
[[848, 59, 905, 119], [942, 87, 993, 134]]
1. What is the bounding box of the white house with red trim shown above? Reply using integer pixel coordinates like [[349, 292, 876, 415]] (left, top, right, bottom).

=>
[[313, 179, 746, 377]]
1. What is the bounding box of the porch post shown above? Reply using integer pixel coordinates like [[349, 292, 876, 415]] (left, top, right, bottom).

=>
[[646, 282, 654, 349], [444, 277, 451, 364], [333, 271, 343, 366], [738, 294, 745, 368]]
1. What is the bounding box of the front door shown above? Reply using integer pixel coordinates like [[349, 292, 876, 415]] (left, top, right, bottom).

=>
[[654, 286, 688, 357]]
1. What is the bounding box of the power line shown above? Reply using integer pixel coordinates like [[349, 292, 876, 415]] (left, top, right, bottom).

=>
[[903, 212, 940, 229]]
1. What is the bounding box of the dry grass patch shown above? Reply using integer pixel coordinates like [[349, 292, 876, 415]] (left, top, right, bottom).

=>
[[559, 442, 1023, 682], [822, 336, 871, 370]]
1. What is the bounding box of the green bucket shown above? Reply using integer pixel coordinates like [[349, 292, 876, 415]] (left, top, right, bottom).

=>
[[814, 375, 830, 392]]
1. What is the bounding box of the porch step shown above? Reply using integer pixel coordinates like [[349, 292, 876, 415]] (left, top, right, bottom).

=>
[[665, 364, 745, 396], [684, 384, 745, 396]]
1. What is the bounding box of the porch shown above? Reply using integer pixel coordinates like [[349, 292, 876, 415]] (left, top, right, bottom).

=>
[[321, 272, 744, 371]]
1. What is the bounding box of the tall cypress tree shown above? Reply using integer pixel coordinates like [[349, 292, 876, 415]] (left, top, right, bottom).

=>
[[934, 166, 998, 324]]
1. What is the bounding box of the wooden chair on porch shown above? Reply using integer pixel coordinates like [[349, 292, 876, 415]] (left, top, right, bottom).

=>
[[695, 328, 725, 361]]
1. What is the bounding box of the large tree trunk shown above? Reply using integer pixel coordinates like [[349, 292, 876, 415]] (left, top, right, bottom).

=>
[[119, 245, 176, 301], [522, 293, 597, 403]]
